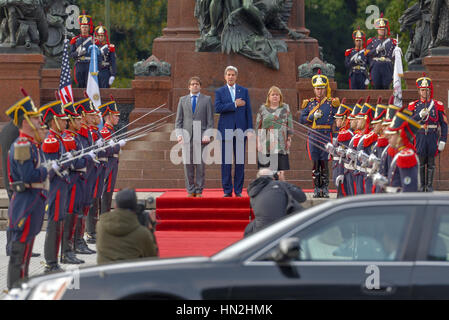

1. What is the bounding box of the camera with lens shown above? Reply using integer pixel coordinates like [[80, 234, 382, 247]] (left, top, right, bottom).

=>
[[135, 196, 156, 229]]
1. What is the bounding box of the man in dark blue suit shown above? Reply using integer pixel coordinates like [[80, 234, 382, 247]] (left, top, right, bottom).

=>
[[215, 66, 254, 197]]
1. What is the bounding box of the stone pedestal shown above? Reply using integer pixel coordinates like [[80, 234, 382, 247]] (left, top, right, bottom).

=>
[[0, 54, 44, 121], [41, 68, 61, 89]]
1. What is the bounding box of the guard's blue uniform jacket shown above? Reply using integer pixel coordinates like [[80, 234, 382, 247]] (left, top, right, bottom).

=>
[[365, 37, 397, 89], [42, 130, 70, 222], [345, 48, 368, 89], [100, 123, 121, 196], [70, 35, 94, 88], [7, 133, 48, 243], [300, 97, 338, 161], [333, 128, 353, 197], [346, 131, 363, 195], [388, 147, 419, 192], [357, 131, 378, 194], [408, 99, 448, 157], [96, 40, 116, 88]]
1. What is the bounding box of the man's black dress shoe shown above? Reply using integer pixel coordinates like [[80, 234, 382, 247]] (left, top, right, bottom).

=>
[[223, 193, 232, 197]]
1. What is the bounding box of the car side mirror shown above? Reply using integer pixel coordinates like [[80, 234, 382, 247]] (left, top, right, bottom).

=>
[[270, 237, 300, 263]]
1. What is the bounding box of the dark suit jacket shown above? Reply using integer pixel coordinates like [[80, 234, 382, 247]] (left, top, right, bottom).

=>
[[215, 84, 253, 140]]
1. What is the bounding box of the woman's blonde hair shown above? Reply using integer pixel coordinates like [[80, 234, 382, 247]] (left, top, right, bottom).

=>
[[265, 86, 284, 107]]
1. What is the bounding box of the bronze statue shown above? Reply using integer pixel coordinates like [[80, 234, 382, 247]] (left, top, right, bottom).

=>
[[194, 0, 305, 70], [399, 0, 431, 66], [0, 0, 48, 48], [430, 0, 449, 48]]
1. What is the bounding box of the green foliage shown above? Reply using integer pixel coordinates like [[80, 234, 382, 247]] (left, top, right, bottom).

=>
[[75, 0, 167, 88], [306, 0, 417, 89]]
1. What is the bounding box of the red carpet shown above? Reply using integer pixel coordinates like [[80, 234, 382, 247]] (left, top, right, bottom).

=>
[[154, 189, 253, 257]]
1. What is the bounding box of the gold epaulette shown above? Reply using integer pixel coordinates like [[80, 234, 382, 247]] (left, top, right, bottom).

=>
[[14, 139, 31, 162], [331, 97, 340, 107], [301, 99, 309, 109]]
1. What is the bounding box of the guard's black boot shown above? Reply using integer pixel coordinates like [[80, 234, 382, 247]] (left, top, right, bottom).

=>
[[426, 165, 435, 192], [418, 158, 426, 192], [86, 233, 96, 244], [7, 242, 27, 289], [321, 162, 330, 198], [61, 215, 84, 264], [75, 238, 96, 255], [312, 169, 321, 198], [44, 263, 64, 274], [44, 220, 62, 268], [61, 251, 84, 264]]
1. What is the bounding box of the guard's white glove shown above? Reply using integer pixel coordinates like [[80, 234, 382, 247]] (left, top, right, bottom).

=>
[[96, 139, 104, 148], [335, 175, 344, 186], [109, 76, 115, 86], [373, 173, 388, 188], [117, 139, 126, 147], [77, 46, 86, 57], [65, 151, 73, 160], [364, 78, 370, 86], [419, 108, 429, 119], [439, 141, 446, 152], [51, 161, 60, 172], [87, 150, 96, 160], [313, 110, 323, 120]]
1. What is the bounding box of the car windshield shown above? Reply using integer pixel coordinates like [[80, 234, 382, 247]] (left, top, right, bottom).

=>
[[211, 200, 337, 261]]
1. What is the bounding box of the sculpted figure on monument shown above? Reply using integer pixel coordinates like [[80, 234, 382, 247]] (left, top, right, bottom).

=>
[[42, 0, 75, 67], [194, 0, 305, 70], [0, 0, 48, 48], [399, 0, 431, 66], [429, 0, 449, 48]]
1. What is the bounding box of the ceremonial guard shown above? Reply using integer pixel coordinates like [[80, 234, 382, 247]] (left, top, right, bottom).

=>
[[365, 14, 397, 89], [356, 97, 379, 194], [99, 98, 125, 213], [382, 108, 422, 192], [73, 98, 98, 255], [299, 70, 340, 198], [60, 102, 95, 264], [95, 24, 117, 88], [5, 95, 51, 289], [370, 97, 389, 193], [345, 99, 364, 195], [345, 27, 369, 89], [70, 11, 94, 88], [333, 99, 353, 197], [407, 74, 448, 192], [39, 99, 71, 273], [86, 109, 109, 243]]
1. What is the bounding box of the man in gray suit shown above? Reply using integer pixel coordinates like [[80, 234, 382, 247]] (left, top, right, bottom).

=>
[[175, 76, 214, 197]]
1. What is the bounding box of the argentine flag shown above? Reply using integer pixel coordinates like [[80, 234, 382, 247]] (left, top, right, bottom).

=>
[[86, 37, 101, 109]]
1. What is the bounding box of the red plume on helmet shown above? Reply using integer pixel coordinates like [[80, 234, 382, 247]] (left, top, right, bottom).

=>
[[377, 97, 382, 105], [388, 95, 394, 105]]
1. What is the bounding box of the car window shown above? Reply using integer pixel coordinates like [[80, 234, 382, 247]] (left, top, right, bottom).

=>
[[293, 206, 413, 261], [427, 208, 449, 262]]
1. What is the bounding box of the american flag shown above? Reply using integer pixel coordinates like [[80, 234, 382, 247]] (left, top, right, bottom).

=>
[[58, 38, 74, 104]]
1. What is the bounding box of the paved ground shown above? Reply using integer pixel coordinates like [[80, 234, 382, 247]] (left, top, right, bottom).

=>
[[0, 231, 97, 299]]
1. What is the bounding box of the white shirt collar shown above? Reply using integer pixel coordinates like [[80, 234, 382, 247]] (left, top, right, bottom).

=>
[[227, 84, 236, 90], [190, 93, 200, 98]]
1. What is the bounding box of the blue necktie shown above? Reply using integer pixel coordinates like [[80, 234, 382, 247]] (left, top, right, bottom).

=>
[[192, 95, 197, 114]]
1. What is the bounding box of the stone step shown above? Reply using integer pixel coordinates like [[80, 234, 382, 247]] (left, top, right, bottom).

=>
[[117, 168, 316, 180], [115, 178, 312, 190]]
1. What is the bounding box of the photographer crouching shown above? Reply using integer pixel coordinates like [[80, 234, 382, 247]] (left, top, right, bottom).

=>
[[244, 169, 307, 237], [96, 189, 158, 264]]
